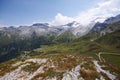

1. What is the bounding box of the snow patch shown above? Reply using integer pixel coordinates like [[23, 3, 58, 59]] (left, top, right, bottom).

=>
[[0, 63, 30, 80], [28, 66, 45, 80], [12, 61, 23, 67], [93, 60, 116, 80], [0, 58, 48, 80], [25, 58, 48, 64], [62, 62, 84, 80]]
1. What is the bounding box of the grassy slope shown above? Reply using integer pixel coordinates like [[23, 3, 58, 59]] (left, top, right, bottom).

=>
[[43, 30, 120, 54], [53, 30, 76, 43], [41, 30, 120, 66], [95, 30, 120, 51], [0, 54, 120, 79], [0, 21, 120, 66]]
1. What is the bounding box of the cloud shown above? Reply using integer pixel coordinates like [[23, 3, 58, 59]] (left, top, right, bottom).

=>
[[50, 13, 74, 26], [50, 0, 120, 26], [76, 0, 120, 25]]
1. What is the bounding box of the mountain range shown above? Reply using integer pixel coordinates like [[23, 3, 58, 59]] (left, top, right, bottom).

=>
[[0, 14, 120, 62], [1, 14, 120, 39], [0, 14, 120, 80]]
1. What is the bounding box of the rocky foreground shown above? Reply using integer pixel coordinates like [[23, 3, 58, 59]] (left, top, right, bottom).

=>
[[0, 54, 120, 80]]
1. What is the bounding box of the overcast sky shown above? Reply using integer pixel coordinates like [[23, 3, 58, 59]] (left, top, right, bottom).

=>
[[0, 0, 120, 27]]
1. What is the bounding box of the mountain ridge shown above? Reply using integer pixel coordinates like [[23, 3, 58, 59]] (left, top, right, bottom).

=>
[[0, 14, 120, 63]]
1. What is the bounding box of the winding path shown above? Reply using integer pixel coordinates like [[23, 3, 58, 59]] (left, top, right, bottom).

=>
[[96, 52, 120, 62]]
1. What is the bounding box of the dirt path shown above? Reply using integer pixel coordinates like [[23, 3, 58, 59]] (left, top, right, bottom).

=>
[[97, 52, 120, 62]]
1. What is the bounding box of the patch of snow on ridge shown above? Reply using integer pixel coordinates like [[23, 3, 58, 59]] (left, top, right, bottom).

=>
[[0, 58, 48, 80], [93, 60, 116, 80], [0, 63, 30, 80], [12, 61, 23, 67], [62, 62, 84, 80], [25, 58, 48, 64], [96, 75, 105, 80], [28, 66, 45, 80], [12, 58, 48, 67]]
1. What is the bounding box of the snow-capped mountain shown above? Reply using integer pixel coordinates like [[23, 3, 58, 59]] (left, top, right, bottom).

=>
[[90, 14, 120, 33], [104, 14, 120, 24], [0, 14, 120, 40], [86, 14, 120, 41], [0, 21, 94, 39], [0, 23, 66, 39], [59, 21, 95, 37]]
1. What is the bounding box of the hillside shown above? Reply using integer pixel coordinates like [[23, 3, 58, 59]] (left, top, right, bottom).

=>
[[41, 29, 120, 67], [1, 0, 120, 79], [0, 54, 120, 80], [87, 20, 120, 41], [53, 30, 76, 43], [0, 28, 120, 79], [0, 21, 89, 62], [95, 30, 120, 49], [42, 29, 120, 54], [0, 14, 120, 80]]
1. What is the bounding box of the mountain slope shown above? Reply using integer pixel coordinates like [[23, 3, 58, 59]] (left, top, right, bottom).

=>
[[0, 21, 94, 62], [0, 14, 120, 80], [95, 30, 120, 49], [0, 54, 119, 80], [86, 20, 120, 41], [53, 30, 76, 43], [104, 14, 120, 24]]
